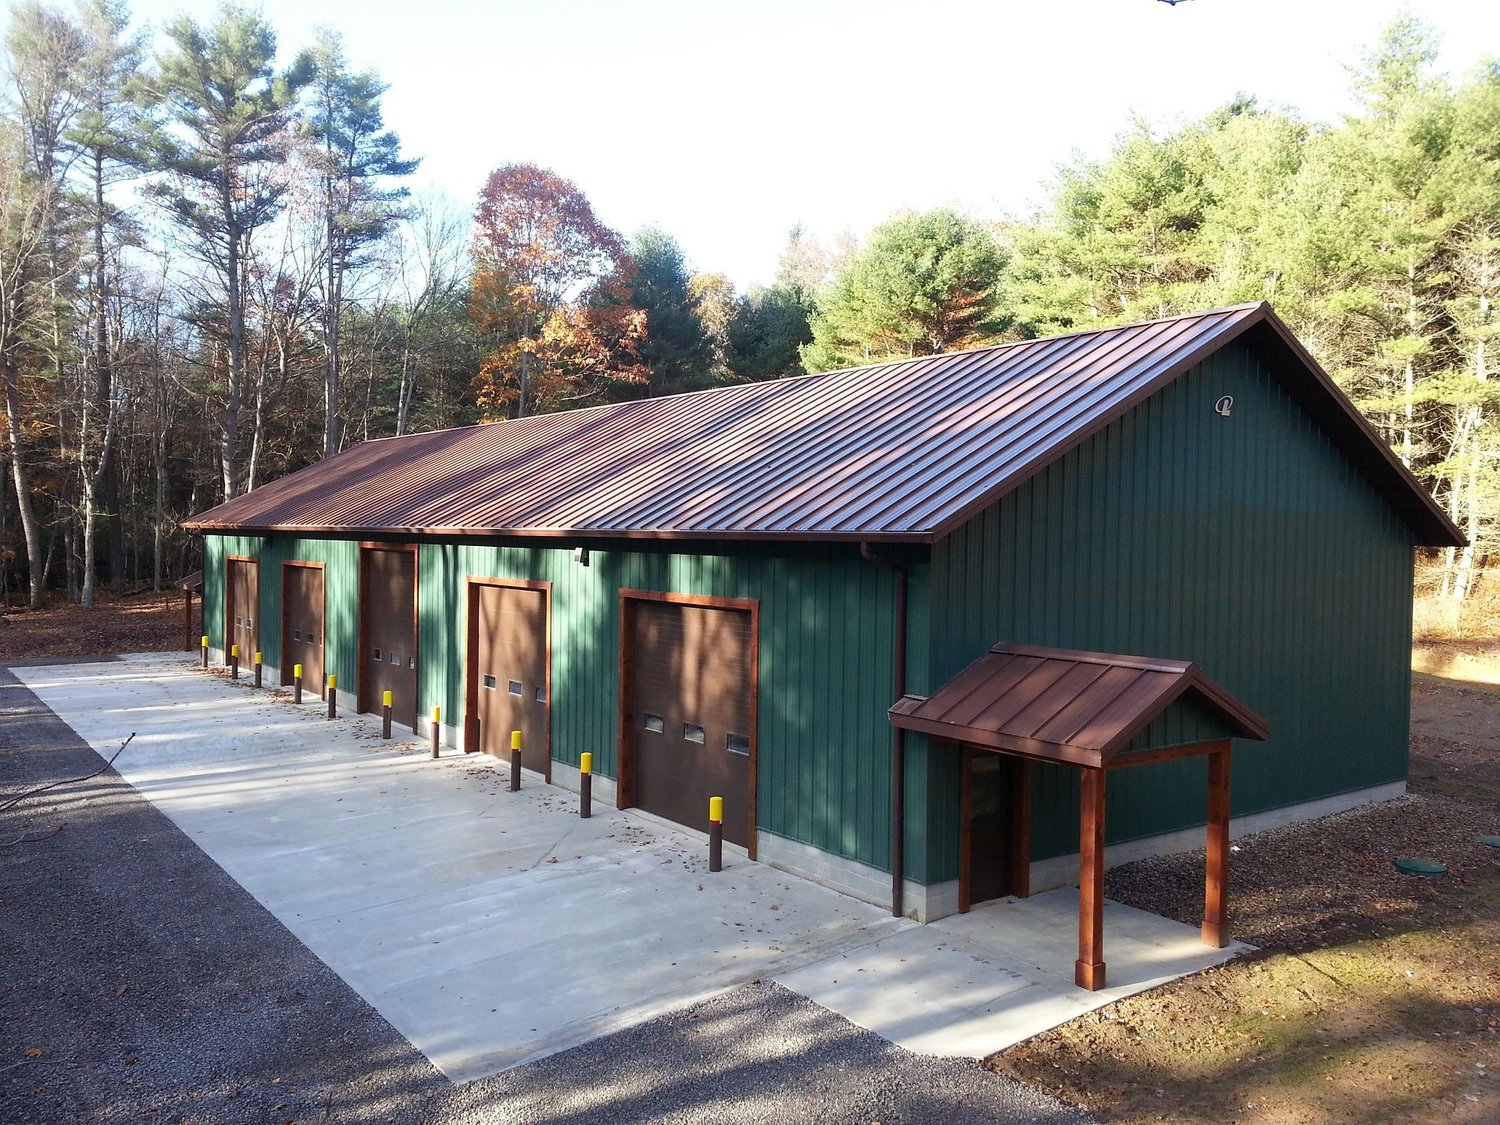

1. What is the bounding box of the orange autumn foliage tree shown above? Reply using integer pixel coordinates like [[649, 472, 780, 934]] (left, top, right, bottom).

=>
[[469, 163, 625, 418], [532, 271, 652, 407]]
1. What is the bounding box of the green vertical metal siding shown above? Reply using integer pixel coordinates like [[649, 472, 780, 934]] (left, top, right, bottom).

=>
[[255, 537, 362, 688], [421, 542, 909, 870], [203, 533, 918, 873], [201, 533, 262, 651], [928, 342, 1416, 874], [202, 534, 361, 688]]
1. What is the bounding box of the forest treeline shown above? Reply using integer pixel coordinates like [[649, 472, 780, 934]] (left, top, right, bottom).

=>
[[0, 5, 1495, 610]]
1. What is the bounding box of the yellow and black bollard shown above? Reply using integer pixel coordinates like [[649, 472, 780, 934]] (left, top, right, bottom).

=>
[[431, 706, 441, 759], [253, 651, 263, 688], [230, 643, 239, 680], [293, 663, 303, 704], [382, 690, 393, 738], [579, 752, 592, 818], [708, 795, 724, 872], [201, 634, 209, 669], [326, 674, 337, 719], [509, 729, 522, 791]]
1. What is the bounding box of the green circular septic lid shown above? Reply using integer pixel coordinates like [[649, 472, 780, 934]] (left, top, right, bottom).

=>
[[1395, 856, 1447, 877], [1481, 835, 1500, 849]]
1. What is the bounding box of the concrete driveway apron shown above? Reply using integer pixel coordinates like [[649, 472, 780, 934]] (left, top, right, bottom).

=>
[[16, 655, 1244, 1082]]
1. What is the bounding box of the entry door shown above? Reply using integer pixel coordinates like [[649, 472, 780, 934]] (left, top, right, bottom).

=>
[[361, 546, 417, 731], [282, 564, 325, 697], [468, 582, 549, 778], [629, 598, 754, 847], [962, 750, 1030, 909], [226, 558, 258, 664]]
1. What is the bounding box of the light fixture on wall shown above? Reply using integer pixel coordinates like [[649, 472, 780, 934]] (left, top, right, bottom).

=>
[[573, 546, 590, 567]]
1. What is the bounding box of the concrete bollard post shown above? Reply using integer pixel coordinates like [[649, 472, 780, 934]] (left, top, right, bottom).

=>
[[293, 663, 303, 705], [326, 674, 337, 719], [509, 729, 522, 791], [431, 706, 441, 759], [709, 795, 724, 873], [254, 651, 263, 688], [579, 752, 592, 818], [230, 644, 239, 680], [382, 690, 393, 739], [201, 635, 209, 669]]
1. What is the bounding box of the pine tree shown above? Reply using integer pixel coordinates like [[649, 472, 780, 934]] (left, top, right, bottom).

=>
[[303, 30, 417, 458], [802, 208, 1006, 372], [149, 3, 312, 499]]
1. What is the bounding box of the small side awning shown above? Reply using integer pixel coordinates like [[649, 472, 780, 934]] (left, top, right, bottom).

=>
[[888, 642, 1268, 992], [887, 642, 1267, 770], [175, 570, 204, 594]]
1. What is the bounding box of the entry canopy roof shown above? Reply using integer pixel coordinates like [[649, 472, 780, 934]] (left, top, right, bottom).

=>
[[182, 302, 1462, 547], [888, 643, 1269, 769]]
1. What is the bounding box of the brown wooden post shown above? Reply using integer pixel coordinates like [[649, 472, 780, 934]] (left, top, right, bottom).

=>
[[1202, 741, 1232, 947], [183, 589, 193, 651], [1009, 758, 1032, 898], [1075, 765, 1107, 990], [958, 747, 973, 914]]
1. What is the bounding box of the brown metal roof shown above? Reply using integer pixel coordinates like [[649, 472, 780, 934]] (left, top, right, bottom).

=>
[[182, 302, 1463, 547], [887, 642, 1269, 768]]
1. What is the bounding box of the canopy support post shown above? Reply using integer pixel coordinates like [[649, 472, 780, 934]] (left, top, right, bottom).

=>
[[1202, 740, 1232, 947], [1075, 765, 1107, 990]]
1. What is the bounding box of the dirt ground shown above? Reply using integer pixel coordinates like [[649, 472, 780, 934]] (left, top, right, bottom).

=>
[[2, 602, 1496, 1123], [991, 669, 1500, 1124], [0, 592, 190, 664]]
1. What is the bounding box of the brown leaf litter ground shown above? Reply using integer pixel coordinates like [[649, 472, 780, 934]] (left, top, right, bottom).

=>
[[0, 592, 188, 664], [991, 671, 1500, 1124]]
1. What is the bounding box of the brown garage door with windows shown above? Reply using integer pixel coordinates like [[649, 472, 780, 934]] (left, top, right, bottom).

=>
[[360, 545, 418, 731], [623, 592, 756, 850], [226, 557, 258, 665], [467, 579, 550, 779], [282, 562, 325, 697]]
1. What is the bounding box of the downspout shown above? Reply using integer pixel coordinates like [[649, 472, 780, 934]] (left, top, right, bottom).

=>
[[861, 542, 908, 918]]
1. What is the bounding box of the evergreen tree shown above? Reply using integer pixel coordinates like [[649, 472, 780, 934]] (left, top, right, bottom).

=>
[[724, 284, 813, 381], [303, 30, 418, 458], [802, 208, 1006, 372], [623, 226, 712, 394], [149, 3, 312, 499]]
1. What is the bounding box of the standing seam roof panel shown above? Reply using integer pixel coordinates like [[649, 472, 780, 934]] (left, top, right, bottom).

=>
[[182, 303, 1462, 547]]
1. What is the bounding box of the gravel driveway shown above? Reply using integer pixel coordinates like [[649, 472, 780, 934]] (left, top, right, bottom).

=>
[[0, 663, 1095, 1125]]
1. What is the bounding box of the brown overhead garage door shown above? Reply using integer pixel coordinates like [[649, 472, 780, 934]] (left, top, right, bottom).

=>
[[360, 545, 418, 731], [623, 593, 757, 851], [226, 557, 258, 665], [282, 562, 325, 697], [467, 579, 550, 779]]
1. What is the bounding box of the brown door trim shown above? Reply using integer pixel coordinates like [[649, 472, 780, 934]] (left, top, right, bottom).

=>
[[618, 587, 759, 860], [280, 561, 326, 695], [224, 555, 259, 666], [464, 576, 552, 780], [357, 543, 419, 725]]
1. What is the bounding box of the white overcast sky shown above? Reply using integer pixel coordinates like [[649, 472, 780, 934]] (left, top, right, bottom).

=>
[[18, 0, 1500, 288]]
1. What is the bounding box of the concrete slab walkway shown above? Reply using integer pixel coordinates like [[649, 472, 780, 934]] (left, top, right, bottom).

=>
[[15, 654, 1246, 1082]]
